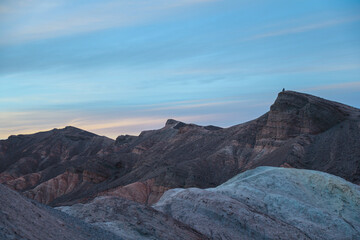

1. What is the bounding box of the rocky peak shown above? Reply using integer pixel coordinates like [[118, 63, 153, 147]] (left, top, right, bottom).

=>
[[165, 119, 182, 126], [165, 119, 191, 130], [60, 126, 98, 138], [204, 125, 222, 131], [260, 91, 356, 140], [115, 135, 137, 145], [165, 119, 216, 131], [6, 126, 98, 142], [271, 91, 355, 116], [64, 126, 81, 131]]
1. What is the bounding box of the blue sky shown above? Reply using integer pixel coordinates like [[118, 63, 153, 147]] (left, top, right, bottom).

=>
[[1, 0, 360, 139]]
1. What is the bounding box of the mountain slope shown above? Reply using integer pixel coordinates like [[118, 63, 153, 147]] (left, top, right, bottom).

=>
[[0, 91, 359, 206], [0, 184, 120, 240], [154, 167, 360, 240], [57, 196, 207, 240], [0, 126, 114, 204], [89, 90, 359, 204]]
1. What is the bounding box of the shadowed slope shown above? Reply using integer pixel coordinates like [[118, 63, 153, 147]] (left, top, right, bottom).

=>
[[0, 184, 120, 240], [57, 196, 207, 240]]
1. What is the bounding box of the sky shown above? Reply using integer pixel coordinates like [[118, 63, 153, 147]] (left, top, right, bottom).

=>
[[0, 0, 360, 139]]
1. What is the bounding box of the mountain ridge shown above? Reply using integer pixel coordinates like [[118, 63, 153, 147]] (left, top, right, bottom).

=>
[[0, 90, 359, 206]]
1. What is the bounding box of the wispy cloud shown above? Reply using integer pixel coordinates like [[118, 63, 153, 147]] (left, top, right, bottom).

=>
[[243, 15, 360, 41], [142, 99, 249, 112], [68, 117, 166, 131], [169, 63, 360, 80], [69, 113, 218, 130], [80, 113, 224, 138], [259, 63, 360, 75], [0, 0, 216, 44], [0, 0, 63, 14], [301, 81, 360, 92], [0, 94, 268, 139]]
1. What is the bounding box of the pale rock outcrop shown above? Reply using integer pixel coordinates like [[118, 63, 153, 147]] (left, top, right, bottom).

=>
[[154, 167, 360, 240]]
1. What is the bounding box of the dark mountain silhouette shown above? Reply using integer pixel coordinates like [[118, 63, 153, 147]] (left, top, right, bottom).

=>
[[0, 91, 359, 206]]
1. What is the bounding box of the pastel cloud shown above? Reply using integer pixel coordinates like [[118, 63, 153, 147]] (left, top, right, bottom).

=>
[[243, 15, 360, 41], [0, 110, 222, 140], [142, 100, 250, 112], [0, 96, 271, 140]]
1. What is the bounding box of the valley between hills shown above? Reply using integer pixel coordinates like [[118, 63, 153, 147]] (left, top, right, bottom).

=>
[[1, 90, 360, 240]]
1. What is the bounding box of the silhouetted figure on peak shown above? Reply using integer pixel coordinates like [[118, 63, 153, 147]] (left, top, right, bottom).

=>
[[282, 88, 285, 92]]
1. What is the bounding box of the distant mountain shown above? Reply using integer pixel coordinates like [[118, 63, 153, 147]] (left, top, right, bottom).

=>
[[0, 126, 114, 205], [153, 167, 360, 239], [0, 90, 359, 206]]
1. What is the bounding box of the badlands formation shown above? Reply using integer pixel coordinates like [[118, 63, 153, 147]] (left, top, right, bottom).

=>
[[0, 91, 359, 239]]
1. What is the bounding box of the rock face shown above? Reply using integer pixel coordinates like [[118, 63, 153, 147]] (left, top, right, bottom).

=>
[[0, 91, 359, 206], [57, 196, 207, 240], [24, 170, 81, 204], [0, 184, 120, 240], [154, 167, 360, 240], [259, 91, 350, 140]]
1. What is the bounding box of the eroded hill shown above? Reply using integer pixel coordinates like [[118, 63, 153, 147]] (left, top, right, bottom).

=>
[[1, 91, 359, 206]]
